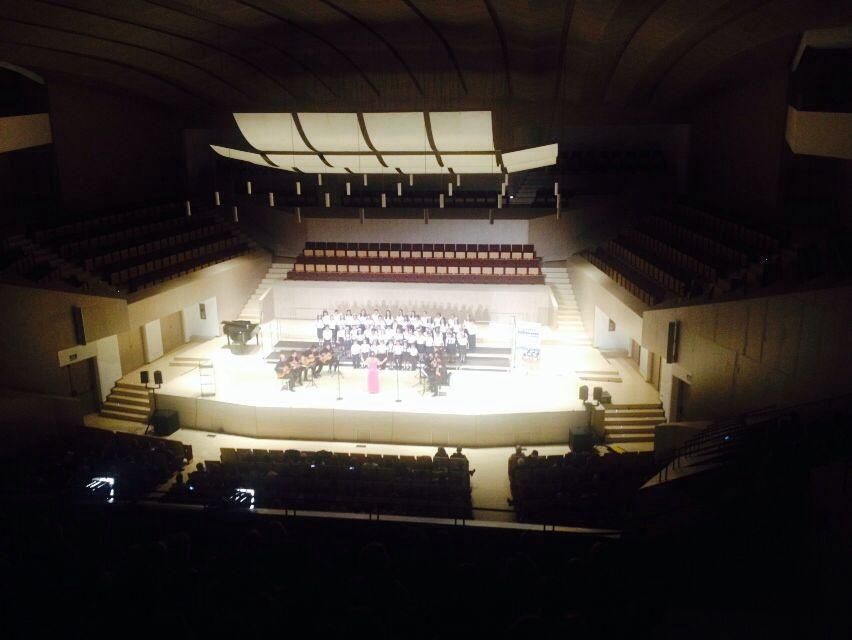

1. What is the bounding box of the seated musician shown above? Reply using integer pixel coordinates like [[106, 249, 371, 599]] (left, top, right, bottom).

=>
[[287, 352, 303, 389], [320, 343, 339, 373], [304, 347, 321, 379], [274, 352, 288, 378]]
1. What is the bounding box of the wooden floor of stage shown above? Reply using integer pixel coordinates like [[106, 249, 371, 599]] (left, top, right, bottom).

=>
[[136, 328, 660, 415]]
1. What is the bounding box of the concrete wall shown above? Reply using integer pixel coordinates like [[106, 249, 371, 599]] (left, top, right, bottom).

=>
[[643, 285, 852, 421], [0, 283, 128, 396], [567, 255, 646, 346], [305, 217, 529, 245], [47, 75, 184, 213], [182, 296, 220, 341], [689, 68, 789, 220], [126, 250, 270, 329], [0, 251, 269, 403]]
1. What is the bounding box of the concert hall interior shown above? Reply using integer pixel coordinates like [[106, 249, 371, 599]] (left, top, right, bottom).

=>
[[1, 1, 850, 637]]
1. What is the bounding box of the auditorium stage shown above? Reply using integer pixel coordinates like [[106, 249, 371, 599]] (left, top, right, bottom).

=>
[[138, 322, 659, 447]]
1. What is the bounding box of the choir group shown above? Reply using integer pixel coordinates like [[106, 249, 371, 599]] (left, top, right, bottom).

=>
[[315, 308, 477, 369]]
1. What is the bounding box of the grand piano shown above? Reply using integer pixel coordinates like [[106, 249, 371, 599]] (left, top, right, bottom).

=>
[[221, 320, 260, 347]]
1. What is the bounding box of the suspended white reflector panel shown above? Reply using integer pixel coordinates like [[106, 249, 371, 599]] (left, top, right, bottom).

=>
[[210, 145, 274, 168], [324, 154, 386, 172], [298, 113, 368, 152], [363, 112, 429, 151], [429, 111, 494, 151], [267, 154, 345, 173], [383, 154, 445, 174], [443, 154, 501, 174], [502, 144, 558, 173], [233, 114, 311, 152]]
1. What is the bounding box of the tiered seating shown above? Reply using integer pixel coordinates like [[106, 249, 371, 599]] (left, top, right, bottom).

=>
[[583, 249, 665, 306], [509, 450, 656, 527], [289, 242, 543, 284], [0, 426, 191, 501], [169, 447, 472, 519], [582, 204, 787, 305], [31, 202, 252, 293]]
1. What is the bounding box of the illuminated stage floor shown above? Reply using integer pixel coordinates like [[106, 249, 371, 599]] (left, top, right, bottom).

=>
[[128, 323, 659, 447]]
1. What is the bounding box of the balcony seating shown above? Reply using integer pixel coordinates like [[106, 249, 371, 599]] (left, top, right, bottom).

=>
[[21, 202, 253, 294], [582, 204, 789, 306], [291, 242, 543, 284]]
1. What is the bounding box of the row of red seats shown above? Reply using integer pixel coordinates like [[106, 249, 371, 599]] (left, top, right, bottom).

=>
[[288, 271, 544, 285]]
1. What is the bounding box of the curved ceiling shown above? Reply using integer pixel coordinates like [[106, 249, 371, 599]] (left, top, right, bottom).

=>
[[0, 0, 848, 115]]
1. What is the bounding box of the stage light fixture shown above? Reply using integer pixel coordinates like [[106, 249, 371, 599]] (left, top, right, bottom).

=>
[[324, 193, 331, 208], [317, 173, 322, 186], [456, 174, 461, 187], [346, 182, 351, 196], [296, 181, 301, 196], [363, 174, 368, 186], [409, 174, 414, 186], [269, 192, 274, 206], [554, 181, 559, 195], [246, 180, 252, 194], [233, 206, 239, 222], [381, 193, 387, 208], [448, 182, 453, 197], [439, 193, 444, 208], [497, 194, 502, 209], [296, 206, 302, 223], [185, 201, 192, 217], [214, 191, 221, 206], [397, 182, 402, 196]]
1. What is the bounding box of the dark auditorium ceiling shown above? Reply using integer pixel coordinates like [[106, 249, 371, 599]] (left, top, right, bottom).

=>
[[0, 0, 849, 119]]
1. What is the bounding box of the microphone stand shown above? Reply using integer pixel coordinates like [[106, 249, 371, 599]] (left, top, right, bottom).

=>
[[336, 364, 343, 401], [395, 366, 401, 403]]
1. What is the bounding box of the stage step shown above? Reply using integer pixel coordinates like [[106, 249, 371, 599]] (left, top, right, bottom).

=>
[[100, 408, 150, 423], [605, 432, 655, 444], [107, 392, 149, 407], [102, 400, 150, 417], [604, 415, 663, 426], [115, 381, 148, 392], [605, 408, 666, 418], [604, 402, 663, 410]]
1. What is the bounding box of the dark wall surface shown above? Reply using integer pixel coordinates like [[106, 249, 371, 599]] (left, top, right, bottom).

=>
[[47, 75, 186, 215]]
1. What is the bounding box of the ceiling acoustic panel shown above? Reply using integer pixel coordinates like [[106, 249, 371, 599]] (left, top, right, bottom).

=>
[[298, 113, 368, 152], [502, 144, 558, 173], [382, 154, 447, 174], [429, 111, 494, 151], [323, 154, 388, 173], [233, 113, 311, 152], [443, 154, 502, 174], [363, 112, 429, 152], [210, 145, 275, 168], [221, 112, 557, 174], [267, 154, 348, 173]]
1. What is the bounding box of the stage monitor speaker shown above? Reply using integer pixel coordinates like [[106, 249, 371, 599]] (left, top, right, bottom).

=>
[[72, 306, 86, 345], [153, 370, 163, 385], [569, 426, 595, 453], [579, 385, 589, 401], [151, 409, 179, 436], [592, 386, 603, 402], [666, 320, 680, 363], [140, 371, 149, 385]]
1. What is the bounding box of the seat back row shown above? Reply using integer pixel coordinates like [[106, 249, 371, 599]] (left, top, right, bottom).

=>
[[304, 242, 536, 260]]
